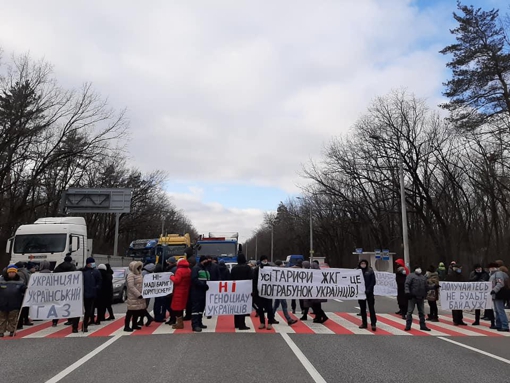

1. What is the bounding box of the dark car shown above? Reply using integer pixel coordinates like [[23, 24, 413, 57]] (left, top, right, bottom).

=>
[[112, 267, 128, 303]]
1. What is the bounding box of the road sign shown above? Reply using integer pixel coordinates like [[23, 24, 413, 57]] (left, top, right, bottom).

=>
[[356, 248, 363, 254], [375, 249, 381, 260], [382, 249, 390, 261], [62, 188, 133, 213]]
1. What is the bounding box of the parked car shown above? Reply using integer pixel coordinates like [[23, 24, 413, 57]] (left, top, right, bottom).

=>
[[112, 267, 128, 303]]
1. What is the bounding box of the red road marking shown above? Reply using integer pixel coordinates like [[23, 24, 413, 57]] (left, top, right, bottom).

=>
[[215, 315, 236, 333], [90, 318, 127, 337], [286, 312, 314, 334], [336, 313, 393, 335], [376, 315, 430, 336]]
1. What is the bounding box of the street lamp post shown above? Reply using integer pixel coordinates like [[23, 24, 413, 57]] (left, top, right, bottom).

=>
[[369, 134, 410, 269], [297, 197, 314, 262], [270, 225, 274, 263]]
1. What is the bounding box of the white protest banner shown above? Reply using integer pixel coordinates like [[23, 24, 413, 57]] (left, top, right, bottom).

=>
[[142, 272, 173, 298], [439, 282, 492, 310], [374, 272, 398, 296], [258, 267, 366, 300], [23, 271, 83, 320], [205, 280, 252, 316]]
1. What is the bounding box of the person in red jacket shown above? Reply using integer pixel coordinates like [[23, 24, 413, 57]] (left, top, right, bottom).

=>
[[170, 258, 192, 329]]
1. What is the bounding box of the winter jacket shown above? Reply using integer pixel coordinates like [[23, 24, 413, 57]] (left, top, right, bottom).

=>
[[395, 259, 409, 275], [126, 261, 146, 311], [208, 262, 221, 281], [97, 269, 114, 305], [142, 263, 156, 277], [190, 263, 210, 300], [38, 261, 51, 273], [230, 263, 253, 281], [425, 271, 439, 302], [170, 259, 191, 311], [16, 266, 30, 286], [395, 266, 408, 307], [0, 273, 27, 312], [218, 262, 230, 281], [469, 270, 489, 282], [405, 272, 429, 300], [358, 260, 376, 295], [54, 261, 77, 273], [81, 266, 102, 299], [490, 267, 510, 301]]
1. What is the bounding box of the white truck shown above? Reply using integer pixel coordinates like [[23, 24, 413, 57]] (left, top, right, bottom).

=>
[[6, 217, 87, 269]]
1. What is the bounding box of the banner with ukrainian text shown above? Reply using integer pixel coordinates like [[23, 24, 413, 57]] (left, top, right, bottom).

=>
[[22, 271, 83, 320], [257, 267, 366, 300], [439, 281, 493, 310], [374, 271, 398, 296], [205, 280, 252, 316]]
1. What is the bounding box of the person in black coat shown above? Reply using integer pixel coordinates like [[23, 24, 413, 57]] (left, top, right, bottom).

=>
[[95, 264, 114, 324], [218, 261, 230, 281], [469, 264, 490, 326], [230, 254, 252, 330], [81, 257, 102, 332], [358, 259, 377, 331], [104, 264, 115, 320], [446, 264, 467, 325], [52, 256, 78, 330], [253, 255, 277, 330]]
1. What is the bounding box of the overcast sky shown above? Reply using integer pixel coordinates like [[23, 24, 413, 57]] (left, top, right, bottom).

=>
[[1, 0, 506, 242]]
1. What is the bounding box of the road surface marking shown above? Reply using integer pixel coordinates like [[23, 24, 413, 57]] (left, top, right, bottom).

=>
[[281, 333, 327, 383], [438, 337, 510, 365], [327, 313, 373, 335], [45, 335, 122, 383]]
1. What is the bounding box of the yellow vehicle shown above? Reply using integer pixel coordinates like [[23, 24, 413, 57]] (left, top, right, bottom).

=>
[[155, 233, 191, 264]]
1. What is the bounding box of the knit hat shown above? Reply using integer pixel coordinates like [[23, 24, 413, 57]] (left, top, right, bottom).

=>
[[97, 264, 107, 270], [7, 264, 18, 273], [86, 257, 95, 264], [64, 256, 73, 262], [167, 257, 177, 264]]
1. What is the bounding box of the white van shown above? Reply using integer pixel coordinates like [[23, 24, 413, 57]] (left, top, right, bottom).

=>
[[6, 217, 87, 269]]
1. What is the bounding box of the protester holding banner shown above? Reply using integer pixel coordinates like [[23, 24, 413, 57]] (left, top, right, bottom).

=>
[[310, 262, 328, 324], [124, 261, 146, 332], [0, 265, 27, 337], [358, 259, 377, 331], [95, 264, 113, 325], [230, 254, 253, 330], [445, 264, 467, 326], [272, 260, 297, 326], [469, 264, 490, 326], [394, 259, 408, 319], [15, 261, 32, 330], [170, 258, 191, 330], [253, 255, 277, 330], [404, 265, 431, 331], [52, 256, 78, 330], [190, 256, 211, 332], [81, 257, 102, 332]]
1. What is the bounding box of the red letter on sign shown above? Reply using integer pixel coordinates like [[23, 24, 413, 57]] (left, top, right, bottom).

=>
[[219, 282, 228, 293], [232, 281, 236, 293]]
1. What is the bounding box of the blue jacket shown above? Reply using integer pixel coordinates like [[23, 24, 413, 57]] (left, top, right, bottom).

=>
[[81, 267, 102, 299], [0, 275, 27, 312]]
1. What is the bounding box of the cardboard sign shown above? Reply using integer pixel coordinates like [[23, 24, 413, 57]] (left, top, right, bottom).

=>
[[142, 272, 174, 298], [206, 280, 252, 316], [439, 282, 492, 310]]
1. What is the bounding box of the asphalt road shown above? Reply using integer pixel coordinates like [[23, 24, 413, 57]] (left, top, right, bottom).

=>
[[2, 297, 509, 383]]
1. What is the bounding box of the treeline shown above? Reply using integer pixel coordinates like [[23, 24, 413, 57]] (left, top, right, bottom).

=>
[[0, 53, 197, 267], [245, 3, 510, 269]]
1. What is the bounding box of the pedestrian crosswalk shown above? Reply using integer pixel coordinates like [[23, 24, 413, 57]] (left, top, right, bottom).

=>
[[2, 312, 508, 339]]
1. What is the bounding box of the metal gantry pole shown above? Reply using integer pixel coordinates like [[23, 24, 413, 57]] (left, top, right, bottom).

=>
[[399, 157, 410, 269], [270, 226, 274, 263], [309, 207, 314, 263]]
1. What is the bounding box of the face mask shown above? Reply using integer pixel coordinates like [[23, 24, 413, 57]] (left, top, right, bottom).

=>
[[401, 269, 406, 275], [90, 263, 96, 268], [261, 261, 268, 265], [476, 269, 482, 273], [456, 269, 462, 274], [415, 268, 422, 275]]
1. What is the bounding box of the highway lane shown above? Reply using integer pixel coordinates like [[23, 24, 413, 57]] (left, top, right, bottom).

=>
[[3, 298, 510, 383]]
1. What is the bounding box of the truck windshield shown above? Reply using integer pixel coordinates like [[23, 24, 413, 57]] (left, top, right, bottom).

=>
[[14, 234, 67, 254], [197, 243, 236, 257], [167, 245, 186, 255]]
